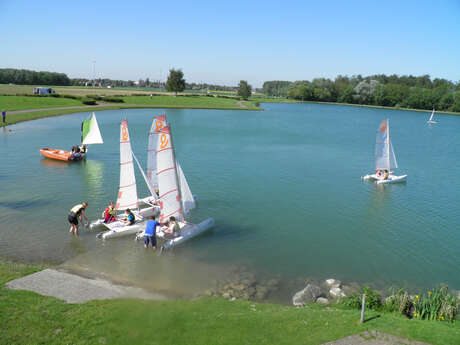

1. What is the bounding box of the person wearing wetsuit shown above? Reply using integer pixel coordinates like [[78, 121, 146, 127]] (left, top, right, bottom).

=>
[[68, 202, 89, 236]]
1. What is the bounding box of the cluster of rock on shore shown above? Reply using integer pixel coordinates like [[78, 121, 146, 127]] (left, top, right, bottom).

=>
[[198, 266, 355, 305], [292, 279, 349, 306], [201, 267, 280, 301]]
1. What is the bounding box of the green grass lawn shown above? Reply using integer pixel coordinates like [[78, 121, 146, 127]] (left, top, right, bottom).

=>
[[1, 260, 459, 345], [0, 95, 83, 111], [0, 106, 121, 127], [122, 95, 260, 110]]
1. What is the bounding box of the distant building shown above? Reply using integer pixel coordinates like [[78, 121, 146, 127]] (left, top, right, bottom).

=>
[[33, 87, 55, 95]]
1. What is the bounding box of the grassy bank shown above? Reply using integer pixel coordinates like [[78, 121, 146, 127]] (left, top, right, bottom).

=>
[[0, 95, 84, 111], [0, 94, 261, 127], [1, 260, 459, 345]]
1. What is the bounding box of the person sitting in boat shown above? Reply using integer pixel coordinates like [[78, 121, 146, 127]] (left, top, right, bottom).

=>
[[164, 216, 180, 236], [70, 145, 82, 160], [102, 202, 116, 223], [376, 169, 383, 178], [121, 208, 135, 226], [383, 170, 389, 180], [79, 144, 87, 154], [154, 189, 160, 198]]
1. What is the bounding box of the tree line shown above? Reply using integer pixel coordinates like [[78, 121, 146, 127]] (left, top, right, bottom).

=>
[[0, 68, 70, 86], [0, 68, 239, 92], [263, 75, 460, 112]]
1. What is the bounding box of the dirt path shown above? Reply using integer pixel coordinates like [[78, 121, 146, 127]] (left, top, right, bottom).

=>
[[8, 103, 119, 114], [321, 330, 431, 345], [7, 100, 250, 116], [237, 100, 248, 109]]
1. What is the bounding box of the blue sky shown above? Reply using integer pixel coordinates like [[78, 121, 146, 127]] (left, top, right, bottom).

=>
[[1, 0, 459, 87]]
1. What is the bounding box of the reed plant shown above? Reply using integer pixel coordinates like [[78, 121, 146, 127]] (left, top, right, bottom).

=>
[[412, 286, 458, 322]]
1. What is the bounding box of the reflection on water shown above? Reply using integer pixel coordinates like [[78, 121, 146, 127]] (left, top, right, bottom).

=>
[[82, 159, 105, 199], [1, 106, 460, 301], [40, 158, 71, 168]]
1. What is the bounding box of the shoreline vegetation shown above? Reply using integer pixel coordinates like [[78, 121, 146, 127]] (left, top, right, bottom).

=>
[[1, 88, 459, 128], [1, 259, 459, 345]]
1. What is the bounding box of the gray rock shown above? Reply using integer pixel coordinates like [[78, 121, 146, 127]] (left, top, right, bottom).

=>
[[325, 279, 341, 289], [222, 292, 230, 299], [316, 297, 329, 304], [329, 287, 346, 298], [292, 284, 322, 306]]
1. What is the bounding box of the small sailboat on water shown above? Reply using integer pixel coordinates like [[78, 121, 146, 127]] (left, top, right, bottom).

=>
[[136, 124, 213, 249], [427, 109, 437, 124], [40, 112, 103, 161], [93, 120, 158, 239], [362, 119, 407, 184]]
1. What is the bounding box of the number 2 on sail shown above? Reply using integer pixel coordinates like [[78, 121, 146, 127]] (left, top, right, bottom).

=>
[[160, 134, 169, 149], [122, 126, 129, 141]]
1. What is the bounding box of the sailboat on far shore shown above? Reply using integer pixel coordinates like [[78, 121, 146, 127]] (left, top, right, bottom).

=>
[[427, 109, 437, 124], [362, 119, 407, 184]]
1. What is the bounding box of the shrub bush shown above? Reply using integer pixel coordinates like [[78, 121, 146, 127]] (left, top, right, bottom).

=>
[[82, 98, 97, 105], [382, 288, 412, 316], [86, 95, 103, 100], [103, 97, 124, 103], [60, 94, 81, 100], [338, 286, 382, 311]]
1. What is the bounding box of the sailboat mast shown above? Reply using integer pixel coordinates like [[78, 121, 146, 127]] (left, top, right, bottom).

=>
[[168, 124, 185, 221], [387, 119, 391, 170]]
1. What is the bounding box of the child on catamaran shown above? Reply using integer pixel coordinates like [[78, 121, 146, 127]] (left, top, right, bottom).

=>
[[102, 202, 116, 223]]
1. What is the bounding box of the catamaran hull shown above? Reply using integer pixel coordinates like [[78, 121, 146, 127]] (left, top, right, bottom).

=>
[[362, 174, 407, 184], [135, 218, 214, 249], [161, 218, 214, 249], [100, 222, 146, 239], [90, 206, 159, 230]]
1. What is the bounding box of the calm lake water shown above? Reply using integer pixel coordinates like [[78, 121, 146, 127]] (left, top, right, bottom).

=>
[[1, 103, 459, 301]]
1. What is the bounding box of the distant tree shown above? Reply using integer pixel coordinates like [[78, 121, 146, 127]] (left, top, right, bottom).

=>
[[237, 80, 252, 100], [339, 86, 355, 103], [262, 81, 291, 97], [353, 80, 379, 104], [166, 69, 186, 96]]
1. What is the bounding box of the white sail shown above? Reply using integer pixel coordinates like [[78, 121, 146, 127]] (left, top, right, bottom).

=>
[[375, 119, 391, 170], [132, 150, 156, 199], [81, 113, 104, 145], [429, 109, 435, 122], [389, 141, 398, 169], [157, 125, 183, 223], [116, 120, 138, 210], [177, 161, 195, 216], [147, 115, 166, 190]]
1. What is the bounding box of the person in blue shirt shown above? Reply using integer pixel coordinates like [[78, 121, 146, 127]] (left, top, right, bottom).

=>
[[144, 216, 159, 250]]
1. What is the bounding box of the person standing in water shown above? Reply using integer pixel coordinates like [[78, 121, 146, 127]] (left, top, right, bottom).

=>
[[68, 202, 89, 236], [143, 216, 159, 250]]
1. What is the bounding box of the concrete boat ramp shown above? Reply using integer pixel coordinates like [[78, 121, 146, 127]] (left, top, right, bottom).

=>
[[6, 268, 167, 303]]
